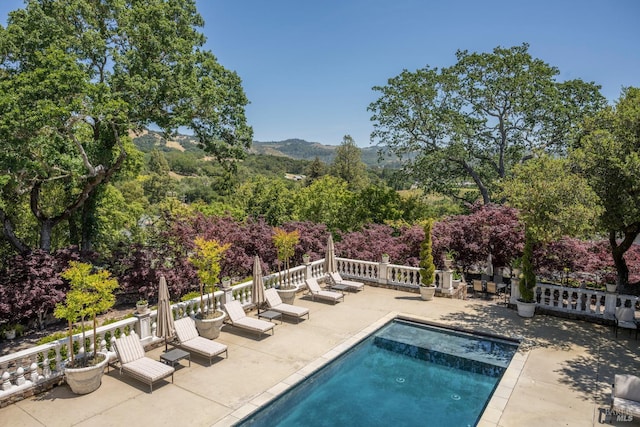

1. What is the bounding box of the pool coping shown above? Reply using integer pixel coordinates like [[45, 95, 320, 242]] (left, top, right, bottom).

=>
[[221, 311, 528, 426]]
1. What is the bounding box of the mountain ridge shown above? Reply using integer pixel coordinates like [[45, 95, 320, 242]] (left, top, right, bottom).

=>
[[131, 131, 397, 167]]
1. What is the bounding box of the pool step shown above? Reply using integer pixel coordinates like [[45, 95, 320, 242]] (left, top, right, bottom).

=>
[[373, 324, 517, 377]]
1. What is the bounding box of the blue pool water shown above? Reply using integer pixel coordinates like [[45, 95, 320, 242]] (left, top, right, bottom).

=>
[[238, 319, 519, 427]]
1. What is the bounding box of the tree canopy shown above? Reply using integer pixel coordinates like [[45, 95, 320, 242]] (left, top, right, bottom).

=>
[[369, 43, 605, 205], [572, 87, 640, 291], [0, 0, 252, 255]]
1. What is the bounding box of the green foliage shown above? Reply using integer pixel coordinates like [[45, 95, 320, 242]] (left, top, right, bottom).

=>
[[520, 230, 537, 302], [232, 176, 295, 225], [294, 176, 356, 231], [189, 237, 231, 314], [419, 220, 436, 286], [272, 228, 300, 288], [571, 87, 640, 289], [501, 154, 602, 301], [501, 155, 601, 243], [369, 43, 605, 206], [55, 261, 118, 362], [330, 135, 369, 192], [0, 0, 251, 255]]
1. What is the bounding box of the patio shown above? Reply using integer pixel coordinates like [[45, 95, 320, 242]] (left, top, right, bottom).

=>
[[1, 285, 639, 427]]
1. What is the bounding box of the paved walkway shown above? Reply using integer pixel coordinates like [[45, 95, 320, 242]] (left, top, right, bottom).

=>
[[2, 286, 639, 426]]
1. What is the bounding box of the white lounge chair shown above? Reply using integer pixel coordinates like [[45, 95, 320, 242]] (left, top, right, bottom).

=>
[[223, 300, 276, 337], [328, 271, 364, 292], [264, 288, 310, 323], [113, 331, 175, 392], [305, 277, 344, 304], [174, 317, 228, 365], [611, 374, 640, 418], [614, 307, 638, 339]]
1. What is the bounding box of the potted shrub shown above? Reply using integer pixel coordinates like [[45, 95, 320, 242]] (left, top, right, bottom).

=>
[[516, 229, 538, 317], [501, 155, 601, 318], [418, 220, 437, 301], [136, 298, 149, 314], [302, 253, 311, 264], [381, 253, 390, 263], [452, 270, 463, 289], [221, 277, 232, 289], [444, 250, 456, 270], [2, 323, 25, 340], [54, 261, 118, 394], [272, 228, 300, 304], [189, 237, 231, 339]]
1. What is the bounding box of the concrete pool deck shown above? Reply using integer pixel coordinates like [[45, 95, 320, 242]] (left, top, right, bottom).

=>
[[2, 285, 639, 426]]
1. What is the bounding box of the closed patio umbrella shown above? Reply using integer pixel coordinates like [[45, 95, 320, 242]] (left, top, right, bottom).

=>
[[156, 275, 175, 352], [324, 234, 337, 274], [252, 255, 266, 313], [485, 253, 494, 278]]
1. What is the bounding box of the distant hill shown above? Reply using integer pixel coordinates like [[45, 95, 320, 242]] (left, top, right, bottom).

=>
[[130, 130, 400, 167]]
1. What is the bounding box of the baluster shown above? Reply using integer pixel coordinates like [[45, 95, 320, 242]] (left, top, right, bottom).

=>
[[15, 366, 25, 386], [43, 357, 51, 378], [30, 362, 39, 383], [54, 343, 62, 373], [595, 293, 602, 314], [2, 371, 11, 391]]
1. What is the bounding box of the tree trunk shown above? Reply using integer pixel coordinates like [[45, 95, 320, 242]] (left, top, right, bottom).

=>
[[40, 219, 54, 253], [609, 228, 639, 293], [0, 210, 30, 254], [80, 194, 97, 255]]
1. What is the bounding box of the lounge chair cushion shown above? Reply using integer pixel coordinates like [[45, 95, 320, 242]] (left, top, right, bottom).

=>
[[265, 288, 310, 319], [121, 357, 175, 383], [224, 300, 275, 334], [173, 317, 227, 363], [115, 332, 146, 364], [174, 317, 199, 342], [113, 332, 175, 392], [616, 307, 636, 322], [616, 307, 637, 331], [329, 272, 364, 290], [305, 278, 343, 302], [615, 374, 640, 402]]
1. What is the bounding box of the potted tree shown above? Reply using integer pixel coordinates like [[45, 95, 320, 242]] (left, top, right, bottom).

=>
[[419, 220, 437, 300], [272, 228, 300, 304], [189, 237, 231, 339], [444, 250, 456, 270], [501, 155, 602, 318], [54, 261, 118, 394]]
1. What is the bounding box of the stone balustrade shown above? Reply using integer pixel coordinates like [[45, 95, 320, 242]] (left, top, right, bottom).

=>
[[1, 257, 637, 406]]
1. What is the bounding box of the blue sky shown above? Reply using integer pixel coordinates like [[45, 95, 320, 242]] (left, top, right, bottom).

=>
[[2, 0, 639, 147]]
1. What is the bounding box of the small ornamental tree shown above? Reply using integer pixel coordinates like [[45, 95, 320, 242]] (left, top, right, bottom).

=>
[[189, 237, 231, 317], [55, 262, 118, 366], [272, 228, 300, 289], [501, 155, 601, 303], [419, 220, 436, 287]]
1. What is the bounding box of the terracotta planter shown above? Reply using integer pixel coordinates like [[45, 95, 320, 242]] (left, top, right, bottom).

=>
[[64, 352, 109, 394], [516, 300, 536, 318], [194, 311, 226, 339], [419, 286, 436, 301]]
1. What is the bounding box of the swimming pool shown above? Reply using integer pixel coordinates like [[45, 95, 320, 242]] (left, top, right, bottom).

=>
[[238, 318, 519, 426]]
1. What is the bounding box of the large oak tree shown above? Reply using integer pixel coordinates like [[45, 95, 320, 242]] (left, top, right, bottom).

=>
[[369, 44, 605, 205], [572, 87, 640, 292], [0, 0, 252, 255]]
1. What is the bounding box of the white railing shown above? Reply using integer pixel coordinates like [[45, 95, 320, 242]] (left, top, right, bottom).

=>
[[534, 282, 639, 318], [2, 256, 637, 404]]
